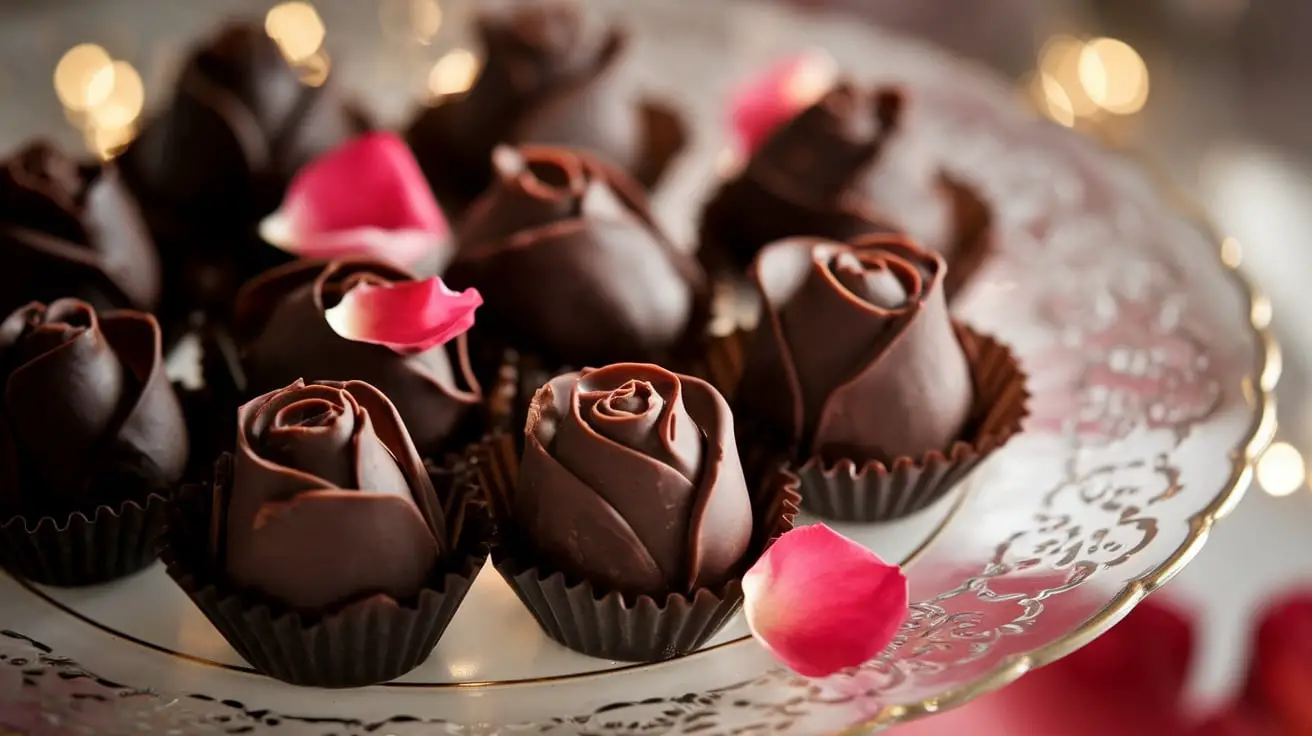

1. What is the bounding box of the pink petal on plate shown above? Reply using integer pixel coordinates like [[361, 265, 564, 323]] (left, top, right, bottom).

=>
[[324, 276, 481, 355], [729, 50, 838, 158], [742, 524, 907, 678], [260, 131, 448, 268]]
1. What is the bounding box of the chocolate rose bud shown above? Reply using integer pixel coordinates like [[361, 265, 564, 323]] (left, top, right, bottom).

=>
[[122, 22, 358, 228], [221, 379, 444, 610], [406, 1, 650, 209], [0, 299, 187, 514], [518, 363, 753, 599], [701, 83, 903, 272], [0, 141, 160, 318], [234, 260, 481, 456], [447, 146, 706, 369], [737, 235, 974, 465]]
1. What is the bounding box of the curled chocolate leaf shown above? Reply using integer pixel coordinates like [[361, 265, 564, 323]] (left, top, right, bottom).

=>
[[221, 379, 444, 611], [737, 234, 974, 466], [0, 299, 187, 516], [517, 363, 753, 599], [405, 0, 681, 212], [234, 260, 482, 457], [447, 145, 707, 370], [0, 141, 160, 317]]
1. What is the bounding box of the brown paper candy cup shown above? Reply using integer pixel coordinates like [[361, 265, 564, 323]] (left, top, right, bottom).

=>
[[469, 433, 800, 662], [797, 324, 1029, 522], [0, 494, 167, 587], [159, 458, 489, 688]]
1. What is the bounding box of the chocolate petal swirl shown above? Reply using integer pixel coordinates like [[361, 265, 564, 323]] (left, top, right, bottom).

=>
[[0, 142, 160, 316], [741, 235, 973, 465], [518, 364, 751, 598], [224, 379, 443, 610], [700, 84, 903, 272], [0, 299, 187, 513], [234, 260, 482, 457], [448, 146, 706, 369]]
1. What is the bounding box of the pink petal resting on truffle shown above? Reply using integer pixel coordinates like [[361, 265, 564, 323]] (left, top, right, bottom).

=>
[[730, 50, 838, 157], [323, 276, 481, 355], [742, 524, 907, 678], [260, 132, 447, 268]]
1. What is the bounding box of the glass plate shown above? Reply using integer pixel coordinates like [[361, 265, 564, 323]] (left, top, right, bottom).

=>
[[0, 0, 1277, 733]]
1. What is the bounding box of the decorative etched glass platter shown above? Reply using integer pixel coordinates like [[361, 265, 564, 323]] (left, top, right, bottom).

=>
[[0, 0, 1276, 733]]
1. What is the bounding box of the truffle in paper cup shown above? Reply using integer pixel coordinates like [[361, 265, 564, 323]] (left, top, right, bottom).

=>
[[474, 363, 800, 662], [160, 380, 488, 688], [0, 300, 187, 586], [733, 234, 1028, 522]]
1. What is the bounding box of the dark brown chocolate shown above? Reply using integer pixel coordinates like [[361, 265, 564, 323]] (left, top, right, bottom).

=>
[[0, 299, 187, 517], [700, 83, 902, 273], [219, 379, 445, 612], [0, 141, 160, 318], [446, 145, 707, 372], [405, 0, 681, 214], [119, 22, 360, 326], [234, 259, 482, 457], [700, 82, 994, 297], [736, 234, 974, 466], [517, 363, 752, 599]]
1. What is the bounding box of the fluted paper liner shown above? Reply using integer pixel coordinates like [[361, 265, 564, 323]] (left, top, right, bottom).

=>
[[701, 322, 1028, 522], [469, 432, 800, 662], [160, 455, 489, 688], [0, 494, 167, 587]]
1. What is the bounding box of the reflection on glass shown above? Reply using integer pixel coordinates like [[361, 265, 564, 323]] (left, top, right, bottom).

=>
[[427, 48, 479, 99], [54, 44, 114, 112], [1257, 442, 1305, 497], [265, 2, 326, 64]]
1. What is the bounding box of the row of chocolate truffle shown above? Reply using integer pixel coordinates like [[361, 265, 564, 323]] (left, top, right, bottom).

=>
[[1, 1, 996, 347]]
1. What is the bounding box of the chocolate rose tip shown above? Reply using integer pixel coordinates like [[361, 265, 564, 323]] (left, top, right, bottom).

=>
[[831, 251, 907, 309], [494, 145, 586, 201], [6, 300, 96, 365], [7, 142, 84, 207]]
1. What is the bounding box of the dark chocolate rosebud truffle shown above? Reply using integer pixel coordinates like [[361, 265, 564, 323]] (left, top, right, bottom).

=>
[[518, 363, 752, 599], [447, 146, 706, 369], [119, 22, 359, 323], [406, 0, 658, 210], [0, 299, 187, 515], [737, 235, 973, 465], [234, 259, 481, 456], [0, 141, 160, 317], [700, 83, 903, 273], [122, 22, 357, 226], [220, 379, 444, 611]]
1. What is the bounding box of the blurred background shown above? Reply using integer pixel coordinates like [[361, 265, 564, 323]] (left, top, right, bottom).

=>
[[1, 0, 1308, 731]]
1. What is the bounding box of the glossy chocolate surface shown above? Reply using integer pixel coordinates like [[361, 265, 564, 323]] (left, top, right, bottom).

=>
[[737, 235, 974, 465], [516, 363, 752, 599]]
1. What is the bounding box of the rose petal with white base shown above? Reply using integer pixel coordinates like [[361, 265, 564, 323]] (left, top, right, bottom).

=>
[[730, 50, 838, 157], [324, 276, 481, 355], [742, 524, 907, 678], [260, 132, 449, 270]]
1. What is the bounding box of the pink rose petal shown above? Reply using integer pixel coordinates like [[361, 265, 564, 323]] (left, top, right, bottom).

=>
[[742, 524, 907, 678], [730, 50, 838, 157], [323, 276, 481, 355], [1244, 595, 1312, 732], [261, 132, 448, 269]]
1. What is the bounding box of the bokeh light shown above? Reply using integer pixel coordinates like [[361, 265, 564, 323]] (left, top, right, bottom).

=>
[[1257, 442, 1305, 498], [1038, 35, 1100, 119], [265, 2, 326, 64], [381, 0, 443, 44], [297, 49, 331, 87], [54, 43, 114, 112], [86, 60, 144, 130], [783, 51, 837, 109], [427, 48, 480, 99], [1079, 37, 1150, 115]]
